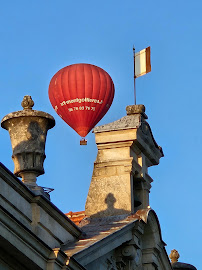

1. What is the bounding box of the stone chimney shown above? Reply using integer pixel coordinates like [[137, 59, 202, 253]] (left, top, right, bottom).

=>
[[1, 96, 55, 197], [85, 105, 163, 217]]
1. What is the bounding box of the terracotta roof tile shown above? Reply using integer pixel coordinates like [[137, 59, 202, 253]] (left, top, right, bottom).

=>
[[63, 209, 152, 257], [65, 211, 86, 225]]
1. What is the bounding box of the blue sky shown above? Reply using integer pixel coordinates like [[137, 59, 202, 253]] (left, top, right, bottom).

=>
[[0, 1, 201, 268]]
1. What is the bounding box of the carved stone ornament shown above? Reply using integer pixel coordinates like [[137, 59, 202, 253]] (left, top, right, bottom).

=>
[[139, 120, 164, 158], [116, 256, 126, 270], [21, 95, 34, 110], [119, 245, 142, 270], [121, 245, 136, 259], [1, 96, 55, 189], [169, 249, 180, 264], [106, 256, 118, 270]]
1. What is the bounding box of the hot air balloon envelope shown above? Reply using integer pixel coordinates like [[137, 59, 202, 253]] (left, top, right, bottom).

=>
[[49, 63, 115, 138]]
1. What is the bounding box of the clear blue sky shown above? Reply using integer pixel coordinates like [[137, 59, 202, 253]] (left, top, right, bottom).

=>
[[0, 1, 201, 268]]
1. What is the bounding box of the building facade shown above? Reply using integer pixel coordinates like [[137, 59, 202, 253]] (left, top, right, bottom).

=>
[[0, 97, 196, 270]]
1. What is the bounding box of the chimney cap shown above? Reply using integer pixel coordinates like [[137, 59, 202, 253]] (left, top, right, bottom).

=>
[[126, 104, 148, 119]]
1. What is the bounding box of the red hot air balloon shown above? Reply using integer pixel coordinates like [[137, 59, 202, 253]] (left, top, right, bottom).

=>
[[48, 63, 115, 144]]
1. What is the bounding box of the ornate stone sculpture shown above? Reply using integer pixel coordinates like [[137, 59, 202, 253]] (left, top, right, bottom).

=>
[[169, 249, 180, 264], [21, 95, 34, 109], [1, 96, 55, 193], [169, 249, 197, 270]]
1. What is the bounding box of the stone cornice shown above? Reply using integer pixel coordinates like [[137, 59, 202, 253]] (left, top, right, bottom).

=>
[[94, 114, 141, 133], [0, 162, 82, 239]]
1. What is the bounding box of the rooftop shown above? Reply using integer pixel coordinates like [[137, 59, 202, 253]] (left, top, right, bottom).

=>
[[62, 208, 151, 257]]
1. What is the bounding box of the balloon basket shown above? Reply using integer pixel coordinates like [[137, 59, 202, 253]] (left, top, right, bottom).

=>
[[80, 138, 87, 146]]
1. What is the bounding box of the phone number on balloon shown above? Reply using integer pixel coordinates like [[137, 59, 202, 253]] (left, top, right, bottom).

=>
[[68, 106, 96, 112]]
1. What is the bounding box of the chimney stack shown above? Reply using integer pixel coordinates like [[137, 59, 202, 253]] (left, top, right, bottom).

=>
[[1, 96, 55, 197], [85, 104, 163, 217]]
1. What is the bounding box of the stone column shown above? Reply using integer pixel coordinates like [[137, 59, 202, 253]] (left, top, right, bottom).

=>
[[1, 96, 55, 195]]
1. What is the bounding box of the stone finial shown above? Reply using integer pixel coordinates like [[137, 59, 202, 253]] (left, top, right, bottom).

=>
[[1, 96, 55, 196], [169, 249, 180, 264], [21, 95, 34, 110]]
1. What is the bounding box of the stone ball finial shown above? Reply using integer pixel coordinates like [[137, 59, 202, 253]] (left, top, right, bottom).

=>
[[169, 249, 180, 264], [21, 95, 34, 110]]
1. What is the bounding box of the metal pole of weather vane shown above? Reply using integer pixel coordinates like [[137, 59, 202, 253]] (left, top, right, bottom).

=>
[[133, 45, 136, 105]]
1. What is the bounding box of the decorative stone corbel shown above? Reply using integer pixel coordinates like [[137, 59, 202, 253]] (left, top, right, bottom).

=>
[[121, 244, 142, 269], [122, 245, 137, 259]]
